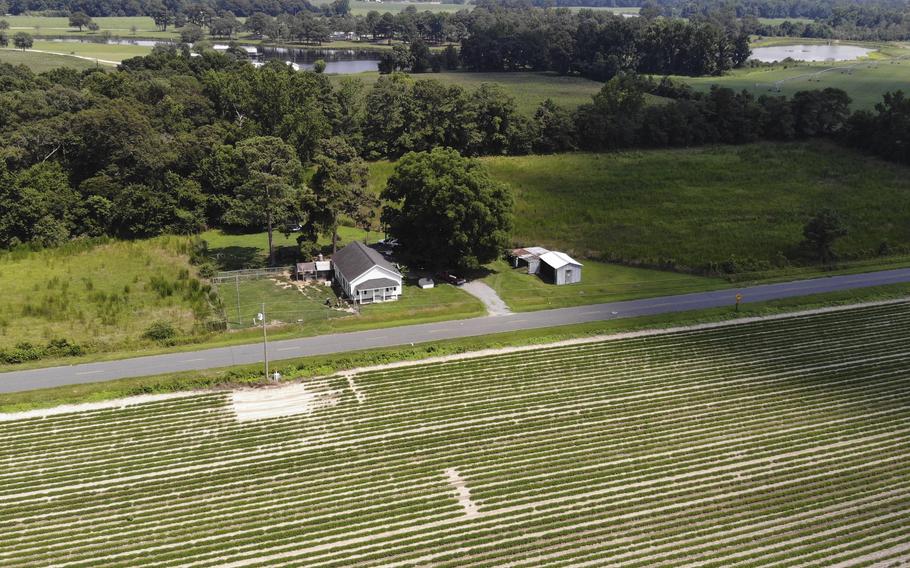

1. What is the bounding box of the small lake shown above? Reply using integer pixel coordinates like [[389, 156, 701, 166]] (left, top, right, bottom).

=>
[[256, 46, 379, 73], [750, 44, 875, 63], [48, 38, 380, 74]]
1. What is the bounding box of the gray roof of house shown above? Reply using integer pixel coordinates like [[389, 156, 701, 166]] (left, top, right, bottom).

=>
[[356, 277, 399, 291], [333, 241, 400, 281]]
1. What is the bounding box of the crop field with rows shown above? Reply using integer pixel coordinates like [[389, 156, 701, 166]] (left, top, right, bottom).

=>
[[2, 301, 910, 566]]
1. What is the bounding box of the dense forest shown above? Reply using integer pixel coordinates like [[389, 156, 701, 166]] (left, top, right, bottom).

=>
[[0, 46, 907, 251]]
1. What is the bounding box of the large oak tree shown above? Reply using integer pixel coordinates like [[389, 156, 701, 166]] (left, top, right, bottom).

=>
[[381, 147, 512, 270]]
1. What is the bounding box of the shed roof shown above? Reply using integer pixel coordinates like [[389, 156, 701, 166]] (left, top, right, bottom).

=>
[[296, 262, 316, 273], [333, 242, 400, 281], [357, 277, 399, 291], [512, 246, 550, 259], [539, 251, 583, 270]]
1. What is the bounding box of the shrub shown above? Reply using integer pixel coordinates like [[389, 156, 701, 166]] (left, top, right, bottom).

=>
[[143, 321, 177, 342]]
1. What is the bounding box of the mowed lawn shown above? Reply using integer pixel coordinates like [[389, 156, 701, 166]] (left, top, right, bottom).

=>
[[675, 42, 910, 110], [483, 259, 726, 311], [221, 272, 483, 330], [337, 71, 605, 113], [0, 238, 204, 351], [0, 48, 99, 72], [476, 141, 910, 273], [204, 228, 485, 331]]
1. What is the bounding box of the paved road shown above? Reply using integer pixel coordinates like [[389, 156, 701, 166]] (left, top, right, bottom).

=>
[[3, 268, 910, 394]]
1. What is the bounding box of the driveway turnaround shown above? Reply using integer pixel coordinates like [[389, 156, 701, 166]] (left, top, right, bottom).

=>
[[2, 267, 910, 394]]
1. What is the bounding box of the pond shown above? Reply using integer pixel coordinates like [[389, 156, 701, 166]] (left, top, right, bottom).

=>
[[47, 38, 380, 74], [750, 44, 875, 63], [256, 46, 380, 73]]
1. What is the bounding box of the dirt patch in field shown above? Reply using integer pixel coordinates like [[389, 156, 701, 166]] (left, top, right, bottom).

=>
[[230, 381, 339, 422], [445, 467, 480, 518]]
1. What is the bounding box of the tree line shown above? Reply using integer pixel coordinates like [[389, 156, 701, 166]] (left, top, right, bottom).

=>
[[648, 0, 910, 41], [1, 47, 908, 254]]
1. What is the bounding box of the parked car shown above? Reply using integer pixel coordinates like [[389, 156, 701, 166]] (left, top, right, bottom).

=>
[[436, 271, 467, 286]]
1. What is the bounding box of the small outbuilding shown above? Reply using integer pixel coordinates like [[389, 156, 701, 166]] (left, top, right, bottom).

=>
[[509, 246, 551, 274], [333, 242, 402, 304], [295, 259, 332, 282], [539, 251, 583, 285]]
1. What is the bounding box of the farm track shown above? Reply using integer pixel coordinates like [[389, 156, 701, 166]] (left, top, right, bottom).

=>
[[1, 302, 910, 566]]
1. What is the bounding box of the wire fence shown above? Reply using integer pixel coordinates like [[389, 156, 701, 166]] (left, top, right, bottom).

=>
[[211, 266, 295, 285]]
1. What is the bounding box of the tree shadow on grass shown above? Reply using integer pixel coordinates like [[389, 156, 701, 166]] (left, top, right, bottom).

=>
[[209, 246, 264, 270], [206, 245, 302, 271]]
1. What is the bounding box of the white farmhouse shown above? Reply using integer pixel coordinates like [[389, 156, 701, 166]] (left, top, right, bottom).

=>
[[333, 242, 402, 304]]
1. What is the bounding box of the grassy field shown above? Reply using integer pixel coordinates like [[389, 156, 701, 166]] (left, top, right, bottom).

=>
[[336, 71, 606, 114], [309, 0, 471, 15], [0, 238, 210, 352], [474, 141, 910, 274], [28, 39, 153, 63], [3, 301, 909, 565], [0, 47, 100, 71], [756, 17, 814, 24], [674, 41, 910, 110], [1, 15, 179, 39]]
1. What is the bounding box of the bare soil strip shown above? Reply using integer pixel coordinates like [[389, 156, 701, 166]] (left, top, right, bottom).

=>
[[445, 468, 480, 518]]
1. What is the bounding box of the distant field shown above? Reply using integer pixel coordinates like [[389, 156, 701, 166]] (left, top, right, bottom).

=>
[[309, 0, 471, 15], [28, 39, 152, 63], [339, 71, 605, 113], [0, 238, 207, 352], [756, 17, 814, 24], [674, 41, 910, 109], [0, 48, 99, 71], [4, 301, 910, 566], [1, 15, 179, 39]]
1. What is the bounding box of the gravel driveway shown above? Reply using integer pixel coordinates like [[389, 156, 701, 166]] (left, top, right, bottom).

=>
[[461, 281, 512, 316]]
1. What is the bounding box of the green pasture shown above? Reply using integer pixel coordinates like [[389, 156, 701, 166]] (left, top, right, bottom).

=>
[[477, 142, 910, 274], [0, 238, 205, 351], [337, 71, 606, 113], [0, 48, 100, 71]]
